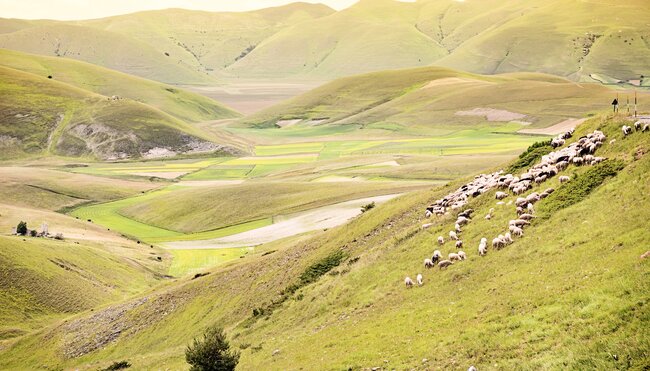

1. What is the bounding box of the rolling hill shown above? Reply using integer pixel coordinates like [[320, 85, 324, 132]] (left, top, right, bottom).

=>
[[0, 49, 240, 123], [0, 113, 647, 370], [0, 3, 335, 84], [241, 66, 622, 131], [1, 0, 647, 83], [0, 65, 240, 160]]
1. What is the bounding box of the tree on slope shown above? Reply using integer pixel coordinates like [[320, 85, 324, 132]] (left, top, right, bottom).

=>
[[185, 325, 240, 371], [16, 221, 27, 236]]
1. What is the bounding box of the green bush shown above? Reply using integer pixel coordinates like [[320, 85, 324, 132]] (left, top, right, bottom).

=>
[[507, 140, 553, 174], [361, 202, 376, 213], [102, 360, 131, 370], [185, 325, 240, 371], [539, 159, 625, 217], [16, 221, 27, 236]]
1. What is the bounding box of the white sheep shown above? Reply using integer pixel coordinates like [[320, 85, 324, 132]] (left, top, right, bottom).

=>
[[449, 230, 459, 241], [424, 258, 435, 269], [422, 223, 433, 229], [643, 123, 649, 132], [405, 277, 414, 288], [519, 213, 535, 221], [457, 251, 467, 260], [456, 216, 470, 226], [485, 213, 492, 220], [438, 260, 453, 269], [416, 273, 423, 286], [495, 191, 508, 200], [437, 236, 445, 245], [456, 240, 463, 249], [468, 366, 478, 371], [512, 226, 524, 237], [478, 241, 488, 256], [527, 203, 535, 213], [504, 232, 513, 244], [622, 125, 633, 136], [455, 223, 462, 233], [425, 210, 433, 218], [492, 237, 505, 249], [559, 175, 570, 183], [449, 252, 462, 261]]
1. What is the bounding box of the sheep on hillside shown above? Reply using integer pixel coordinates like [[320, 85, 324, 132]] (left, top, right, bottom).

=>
[[634, 121, 641, 131], [456, 240, 463, 249], [422, 223, 433, 230], [416, 274, 423, 286], [492, 237, 505, 249], [424, 258, 435, 269], [622, 125, 633, 136], [455, 223, 462, 233], [457, 251, 467, 260], [449, 231, 459, 241], [437, 236, 445, 245], [643, 123, 649, 132], [495, 191, 508, 200], [425, 210, 433, 218], [438, 260, 453, 269], [512, 226, 524, 237], [478, 241, 488, 256], [432, 250, 442, 264], [405, 277, 414, 288], [449, 252, 462, 261], [559, 175, 570, 183]]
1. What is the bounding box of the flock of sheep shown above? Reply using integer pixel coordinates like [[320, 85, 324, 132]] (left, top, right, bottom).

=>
[[404, 126, 617, 288]]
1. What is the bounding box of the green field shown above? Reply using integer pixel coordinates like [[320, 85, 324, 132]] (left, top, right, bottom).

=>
[[168, 248, 251, 277]]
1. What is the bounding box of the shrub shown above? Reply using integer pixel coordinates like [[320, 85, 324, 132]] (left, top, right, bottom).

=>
[[539, 159, 625, 217], [16, 221, 27, 236], [507, 140, 553, 174], [185, 325, 240, 371], [54, 233, 64, 240], [29, 230, 37, 237], [102, 360, 131, 370], [361, 202, 376, 213]]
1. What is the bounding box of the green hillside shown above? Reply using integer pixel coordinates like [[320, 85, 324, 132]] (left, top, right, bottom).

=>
[[1, 113, 647, 369], [0, 49, 240, 123], [0, 3, 334, 84], [242, 66, 620, 130], [0, 65, 239, 160], [1, 1, 647, 82]]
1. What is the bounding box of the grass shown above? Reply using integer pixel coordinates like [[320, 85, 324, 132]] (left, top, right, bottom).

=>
[[1, 114, 646, 370], [168, 248, 250, 277]]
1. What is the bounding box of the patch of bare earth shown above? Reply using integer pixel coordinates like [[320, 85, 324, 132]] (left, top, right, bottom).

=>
[[455, 107, 527, 122], [519, 118, 587, 135]]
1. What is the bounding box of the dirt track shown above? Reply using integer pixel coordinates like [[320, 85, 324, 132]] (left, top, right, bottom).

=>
[[519, 118, 586, 135]]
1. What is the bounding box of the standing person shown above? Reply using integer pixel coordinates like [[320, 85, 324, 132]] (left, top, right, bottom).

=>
[[612, 97, 619, 112]]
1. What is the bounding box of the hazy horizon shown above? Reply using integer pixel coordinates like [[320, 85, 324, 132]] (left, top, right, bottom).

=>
[[0, 0, 361, 21]]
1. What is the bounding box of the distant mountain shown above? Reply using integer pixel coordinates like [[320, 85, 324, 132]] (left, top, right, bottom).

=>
[[0, 3, 335, 84], [1, 0, 647, 83]]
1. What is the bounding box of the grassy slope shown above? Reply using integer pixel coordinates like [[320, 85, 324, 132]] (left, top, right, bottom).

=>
[[0, 49, 240, 123], [242, 66, 619, 130], [118, 181, 426, 234], [0, 203, 171, 340], [1, 113, 647, 370], [0, 65, 237, 160], [0, 166, 158, 211]]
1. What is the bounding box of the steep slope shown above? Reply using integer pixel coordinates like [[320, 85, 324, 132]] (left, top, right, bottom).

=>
[[0, 66, 239, 160], [243, 66, 619, 130], [1, 113, 647, 369], [0, 3, 334, 83], [0, 49, 240, 123]]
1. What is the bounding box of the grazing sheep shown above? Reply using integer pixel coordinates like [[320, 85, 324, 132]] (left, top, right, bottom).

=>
[[449, 231, 459, 241], [455, 223, 462, 233], [519, 213, 535, 221], [534, 175, 547, 184], [559, 175, 570, 183], [643, 123, 649, 132], [425, 210, 433, 218], [510, 219, 530, 227], [468, 366, 478, 371], [449, 252, 462, 261], [622, 125, 633, 136], [527, 203, 535, 213], [515, 197, 528, 207], [504, 232, 513, 244], [634, 121, 641, 131], [610, 139, 617, 145], [432, 250, 442, 263], [424, 258, 435, 269], [438, 236, 445, 245], [516, 206, 524, 215], [485, 213, 492, 220], [492, 237, 505, 249], [456, 216, 470, 226], [544, 188, 555, 194], [525, 193, 540, 204], [416, 274, 423, 286], [457, 251, 467, 260], [456, 240, 463, 249], [495, 191, 508, 200], [405, 277, 414, 288], [438, 260, 453, 269], [572, 157, 584, 166], [478, 242, 488, 256], [512, 226, 524, 237], [422, 223, 433, 230]]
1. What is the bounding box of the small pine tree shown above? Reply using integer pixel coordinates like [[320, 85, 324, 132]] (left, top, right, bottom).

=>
[[185, 325, 240, 371], [16, 221, 27, 236]]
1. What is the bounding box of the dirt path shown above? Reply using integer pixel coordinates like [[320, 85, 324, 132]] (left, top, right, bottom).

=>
[[162, 194, 402, 249], [519, 118, 586, 135]]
